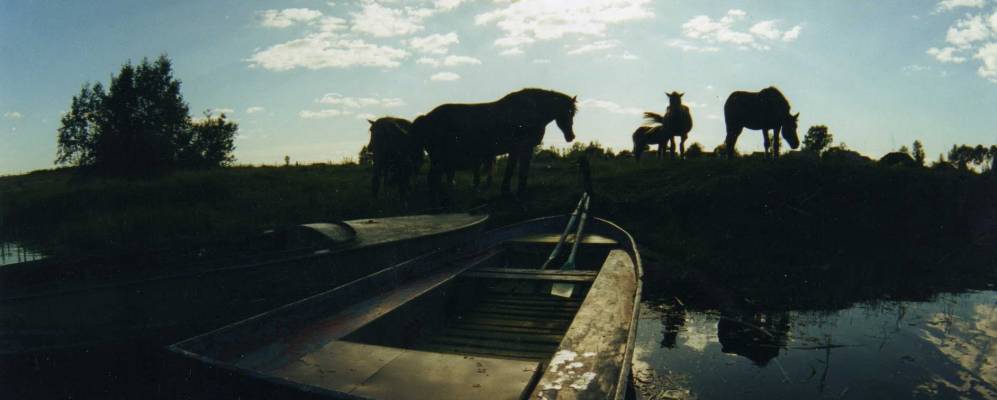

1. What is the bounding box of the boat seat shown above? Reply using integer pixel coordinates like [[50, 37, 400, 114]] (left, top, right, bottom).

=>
[[505, 233, 618, 246], [269, 340, 542, 400], [464, 268, 598, 282]]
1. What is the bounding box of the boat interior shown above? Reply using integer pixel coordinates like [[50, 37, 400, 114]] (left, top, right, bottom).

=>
[[170, 216, 640, 400]]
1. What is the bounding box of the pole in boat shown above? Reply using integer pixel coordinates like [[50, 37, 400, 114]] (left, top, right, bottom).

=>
[[540, 193, 589, 270], [551, 194, 590, 298]]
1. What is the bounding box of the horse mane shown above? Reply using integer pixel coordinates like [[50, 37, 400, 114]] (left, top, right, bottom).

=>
[[502, 88, 577, 113], [759, 86, 790, 111]]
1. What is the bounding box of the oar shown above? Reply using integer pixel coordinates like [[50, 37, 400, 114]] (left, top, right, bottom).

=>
[[540, 192, 589, 270], [551, 194, 591, 298]]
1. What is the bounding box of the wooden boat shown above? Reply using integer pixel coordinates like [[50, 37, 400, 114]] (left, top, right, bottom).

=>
[[169, 212, 642, 400], [0, 213, 487, 355]]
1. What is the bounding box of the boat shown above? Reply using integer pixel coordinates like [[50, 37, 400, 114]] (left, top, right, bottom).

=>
[[168, 197, 642, 400], [0, 213, 487, 355]]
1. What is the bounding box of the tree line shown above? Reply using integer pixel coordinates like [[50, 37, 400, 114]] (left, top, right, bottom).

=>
[[56, 55, 237, 174]]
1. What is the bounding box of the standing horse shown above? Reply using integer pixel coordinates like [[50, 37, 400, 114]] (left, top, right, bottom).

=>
[[633, 91, 693, 161], [367, 117, 422, 198], [723, 87, 800, 159], [410, 88, 577, 203]]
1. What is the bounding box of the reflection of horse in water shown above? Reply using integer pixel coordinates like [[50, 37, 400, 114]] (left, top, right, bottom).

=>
[[367, 117, 422, 197], [410, 88, 577, 202], [724, 87, 800, 159], [633, 91, 693, 161], [717, 310, 791, 366]]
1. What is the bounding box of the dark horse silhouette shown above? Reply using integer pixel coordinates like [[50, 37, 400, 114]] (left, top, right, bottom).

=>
[[367, 117, 422, 197], [410, 88, 577, 202], [723, 87, 799, 159], [633, 91, 693, 161]]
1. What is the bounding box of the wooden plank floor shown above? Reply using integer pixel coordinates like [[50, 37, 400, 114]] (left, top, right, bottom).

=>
[[412, 291, 582, 361]]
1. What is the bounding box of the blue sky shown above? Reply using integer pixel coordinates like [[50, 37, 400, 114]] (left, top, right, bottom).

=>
[[1, 0, 996, 174]]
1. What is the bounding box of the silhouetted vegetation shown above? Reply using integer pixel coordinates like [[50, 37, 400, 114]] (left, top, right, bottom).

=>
[[802, 125, 832, 156], [912, 140, 926, 166], [55, 55, 237, 174]]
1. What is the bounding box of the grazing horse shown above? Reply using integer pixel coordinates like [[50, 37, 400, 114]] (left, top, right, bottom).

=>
[[723, 87, 799, 159], [367, 117, 422, 197], [633, 91, 694, 161], [410, 88, 577, 203]]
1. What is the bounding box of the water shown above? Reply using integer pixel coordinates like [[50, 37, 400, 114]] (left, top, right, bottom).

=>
[[634, 291, 997, 400], [0, 242, 45, 266]]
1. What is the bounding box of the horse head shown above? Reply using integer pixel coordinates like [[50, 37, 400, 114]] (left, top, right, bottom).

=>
[[554, 95, 578, 143], [666, 91, 684, 108], [782, 112, 800, 149]]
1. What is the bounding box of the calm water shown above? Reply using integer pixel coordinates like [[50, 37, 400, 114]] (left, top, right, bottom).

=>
[[0, 242, 45, 266], [634, 291, 997, 400]]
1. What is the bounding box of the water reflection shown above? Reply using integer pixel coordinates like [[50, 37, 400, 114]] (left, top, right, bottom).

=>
[[635, 291, 997, 399], [0, 242, 45, 266]]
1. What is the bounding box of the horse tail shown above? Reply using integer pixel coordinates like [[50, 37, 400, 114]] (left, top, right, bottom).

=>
[[643, 112, 665, 125]]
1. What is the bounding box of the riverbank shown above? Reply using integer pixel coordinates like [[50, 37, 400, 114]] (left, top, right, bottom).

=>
[[2, 156, 994, 308]]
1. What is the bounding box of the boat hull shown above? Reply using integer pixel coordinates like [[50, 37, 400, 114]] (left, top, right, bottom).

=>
[[0, 214, 488, 355]]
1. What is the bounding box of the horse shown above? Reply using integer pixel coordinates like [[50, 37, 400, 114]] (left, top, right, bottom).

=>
[[410, 88, 577, 203], [633, 91, 693, 161], [723, 87, 799, 159], [367, 117, 422, 198]]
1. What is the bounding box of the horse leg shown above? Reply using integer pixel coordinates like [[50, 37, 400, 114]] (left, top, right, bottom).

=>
[[762, 129, 770, 158], [427, 160, 443, 206], [772, 127, 782, 158], [680, 135, 687, 159], [516, 146, 534, 196], [725, 126, 742, 159], [483, 158, 494, 189], [371, 164, 383, 197], [502, 152, 519, 195]]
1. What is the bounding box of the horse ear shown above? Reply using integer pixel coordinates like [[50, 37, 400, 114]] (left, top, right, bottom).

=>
[[793, 112, 800, 120], [572, 95, 577, 102], [367, 119, 375, 125], [679, 92, 684, 97]]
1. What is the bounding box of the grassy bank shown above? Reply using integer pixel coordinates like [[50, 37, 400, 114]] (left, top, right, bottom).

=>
[[2, 157, 994, 308]]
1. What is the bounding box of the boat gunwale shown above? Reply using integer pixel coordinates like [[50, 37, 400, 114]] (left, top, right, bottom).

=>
[[0, 214, 488, 302]]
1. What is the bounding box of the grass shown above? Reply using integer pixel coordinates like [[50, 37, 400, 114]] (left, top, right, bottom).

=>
[[2, 156, 994, 309]]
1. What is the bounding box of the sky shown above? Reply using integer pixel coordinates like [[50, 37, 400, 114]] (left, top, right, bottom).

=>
[[1, 0, 996, 174]]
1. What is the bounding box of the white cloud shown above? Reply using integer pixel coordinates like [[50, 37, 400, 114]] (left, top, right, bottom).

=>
[[619, 50, 638, 60], [259, 8, 323, 28], [435, 0, 465, 11], [902, 64, 933, 73], [247, 33, 409, 70], [928, 46, 968, 63], [351, 3, 425, 37], [533, 58, 552, 64], [408, 32, 459, 54], [926, 5, 997, 83], [475, 0, 653, 51], [442, 55, 481, 66], [500, 47, 524, 56], [566, 39, 620, 55], [578, 98, 642, 115], [975, 42, 997, 82], [667, 39, 720, 53], [3, 111, 23, 120], [317, 94, 405, 108], [356, 113, 378, 121], [946, 14, 991, 48], [430, 72, 461, 81], [211, 108, 235, 114], [681, 10, 802, 51], [317, 16, 347, 32], [936, 0, 986, 12], [300, 109, 352, 119], [246, 106, 265, 114]]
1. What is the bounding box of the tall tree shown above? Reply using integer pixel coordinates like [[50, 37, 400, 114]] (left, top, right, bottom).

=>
[[55, 55, 233, 172], [802, 125, 833, 156], [912, 140, 925, 166]]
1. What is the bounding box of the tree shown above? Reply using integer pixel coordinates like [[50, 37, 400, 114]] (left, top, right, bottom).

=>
[[898, 145, 910, 155], [802, 125, 833, 156], [912, 140, 925, 166], [685, 142, 705, 158], [55, 55, 234, 172], [358, 145, 374, 166]]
